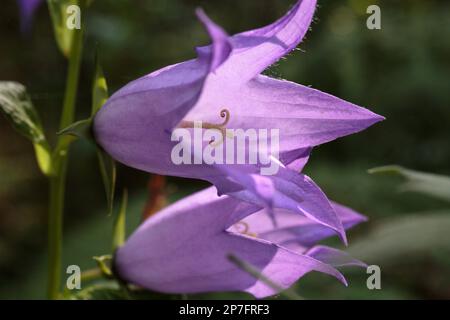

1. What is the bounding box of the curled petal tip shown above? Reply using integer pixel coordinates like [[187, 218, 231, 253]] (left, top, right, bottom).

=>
[[196, 8, 232, 72], [224, 0, 318, 82]]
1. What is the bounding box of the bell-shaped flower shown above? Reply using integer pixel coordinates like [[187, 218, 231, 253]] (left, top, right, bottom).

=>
[[94, 0, 383, 242], [115, 187, 366, 298], [17, 0, 43, 33]]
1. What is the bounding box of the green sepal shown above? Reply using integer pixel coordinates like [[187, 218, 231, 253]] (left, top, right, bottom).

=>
[[91, 51, 116, 216], [57, 118, 93, 140], [93, 255, 113, 278], [92, 51, 109, 116], [112, 190, 128, 251]]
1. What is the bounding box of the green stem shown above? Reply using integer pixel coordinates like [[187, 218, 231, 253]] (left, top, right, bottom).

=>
[[47, 165, 67, 299], [47, 25, 84, 300]]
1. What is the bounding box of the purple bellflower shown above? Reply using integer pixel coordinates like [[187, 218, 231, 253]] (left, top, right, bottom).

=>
[[115, 187, 366, 298], [17, 0, 43, 33], [94, 0, 384, 242]]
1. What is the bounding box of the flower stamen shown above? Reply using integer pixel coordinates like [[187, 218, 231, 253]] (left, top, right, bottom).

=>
[[233, 221, 257, 238], [178, 108, 233, 146]]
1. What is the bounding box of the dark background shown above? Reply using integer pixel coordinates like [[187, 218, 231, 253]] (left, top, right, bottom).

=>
[[0, 0, 449, 299]]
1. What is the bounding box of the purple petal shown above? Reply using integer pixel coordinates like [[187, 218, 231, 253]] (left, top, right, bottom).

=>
[[95, 3, 383, 180], [214, 165, 348, 244], [225, 74, 384, 152], [186, 73, 383, 164], [235, 201, 367, 248], [306, 245, 367, 268], [93, 2, 383, 242], [279, 147, 311, 172], [196, 9, 232, 72], [251, 75, 385, 143], [115, 187, 347, 298], [17, 0, 43, 33], [218, 0, 318, 83], [94, 11, 232, 177]]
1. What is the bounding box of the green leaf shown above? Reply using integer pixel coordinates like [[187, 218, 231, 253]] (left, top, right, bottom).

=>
[[112, 190, 128, 251], [91, 55, 116, 215], [349, 212, 450, 264], [0, 82, 52, 176], [0, 82, 45, 143], [33, 143, 53, 177], [369, 165, 450, 202], [91, 52, 108, 116]]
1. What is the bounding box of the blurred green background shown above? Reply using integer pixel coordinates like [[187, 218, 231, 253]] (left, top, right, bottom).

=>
[[0, 0, 449, 299]]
